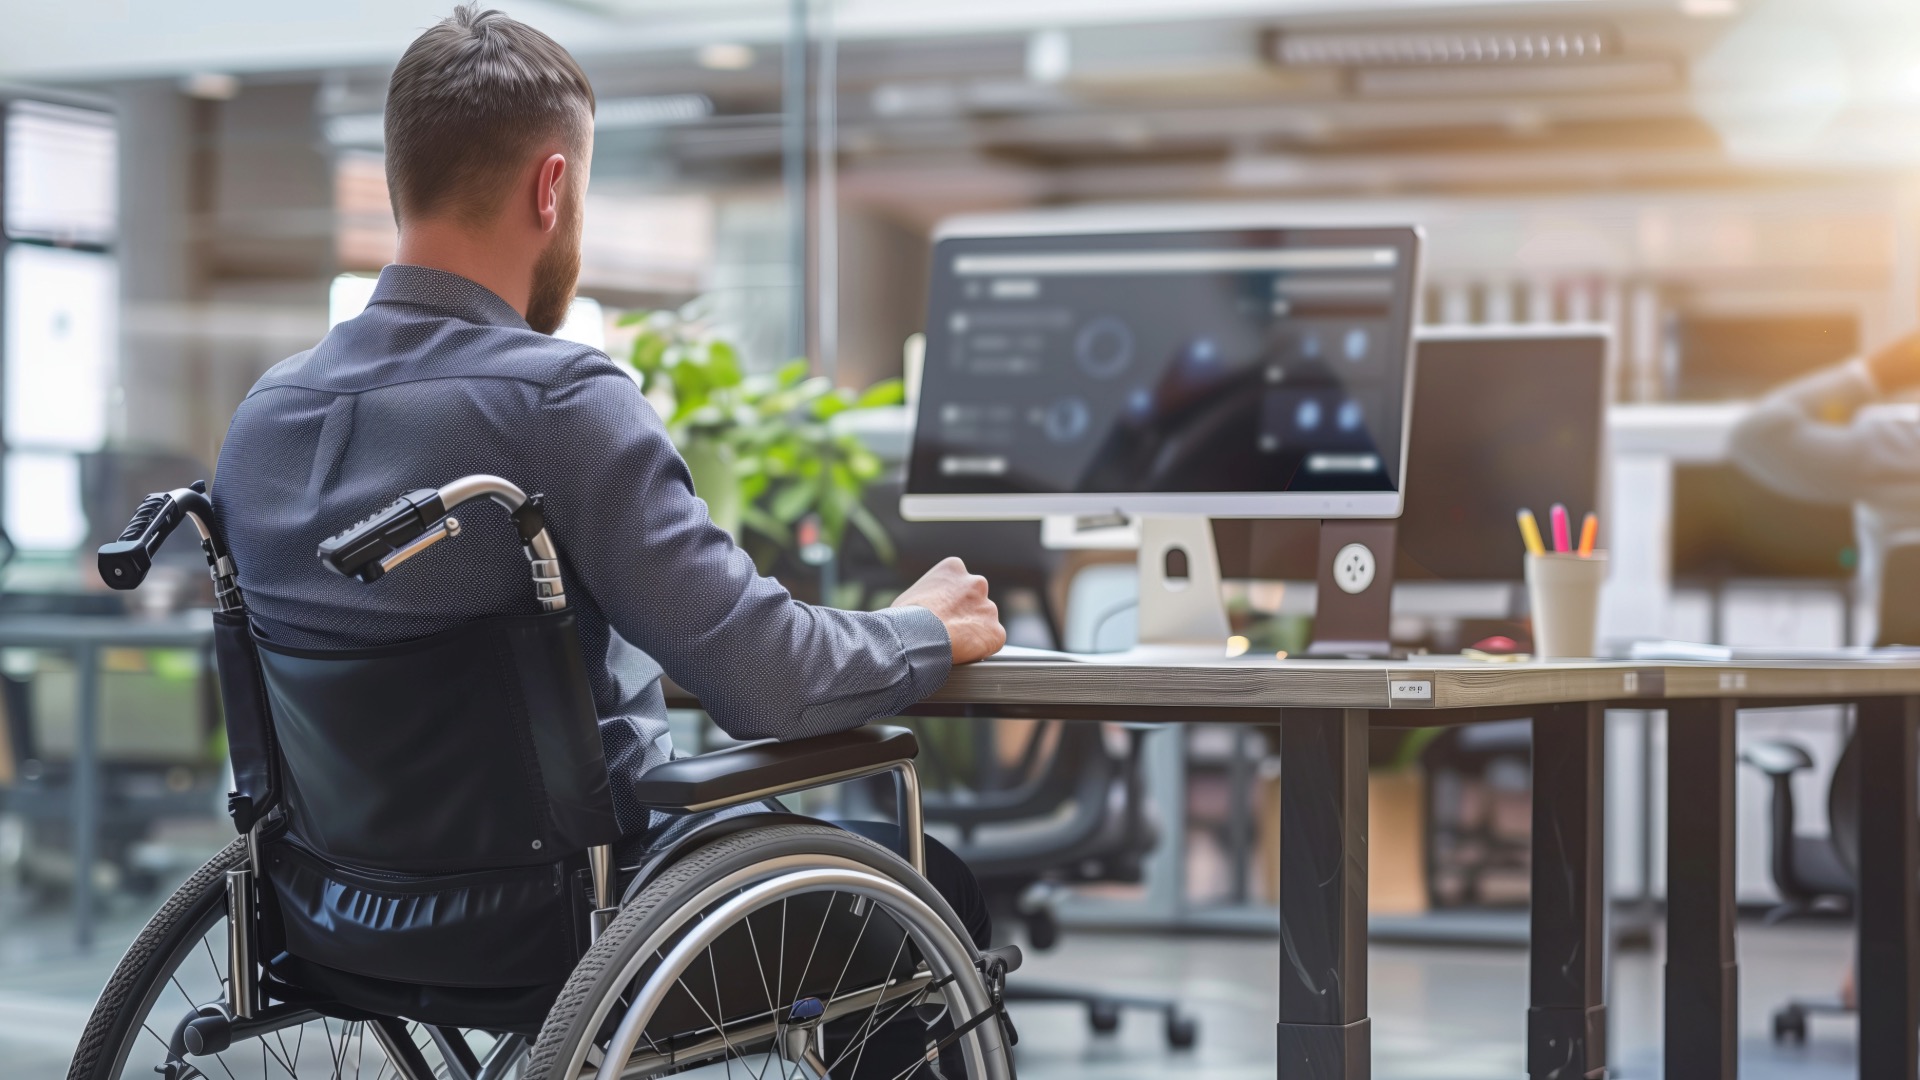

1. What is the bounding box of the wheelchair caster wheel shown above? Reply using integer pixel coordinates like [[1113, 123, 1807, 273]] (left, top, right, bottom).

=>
[[1088, 1000, 1121, 1033], [1165, 1011, 1197, 1049], [1773, 1005, 1807, 1046]]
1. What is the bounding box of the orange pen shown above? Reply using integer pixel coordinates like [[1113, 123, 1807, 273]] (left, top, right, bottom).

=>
[[1577, 512, 1598, 557]]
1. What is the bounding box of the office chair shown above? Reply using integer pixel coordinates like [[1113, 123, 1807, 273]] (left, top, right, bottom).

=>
[[1743, 733, 1857, 1044], [1744, 540, 1919, 1045], [911, 717, 1199, 1048]]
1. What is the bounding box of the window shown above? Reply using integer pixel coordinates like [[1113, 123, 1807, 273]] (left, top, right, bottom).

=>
[[2, 99, 117, 551]]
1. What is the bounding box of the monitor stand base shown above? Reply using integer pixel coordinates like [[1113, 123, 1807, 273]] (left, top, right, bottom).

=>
[[1135, 515, 1231, 651], [1303, 520, 1399, 660]]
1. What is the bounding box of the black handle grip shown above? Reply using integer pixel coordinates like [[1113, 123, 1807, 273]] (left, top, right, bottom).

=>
[[317, 488, 446, 583], [97, 481, 212, 590]]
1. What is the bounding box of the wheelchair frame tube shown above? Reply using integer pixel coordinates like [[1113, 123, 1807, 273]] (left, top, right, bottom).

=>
[[589, 844, 617, 940], [894, 761, 925, 876], [225, 867, 257, 1019]]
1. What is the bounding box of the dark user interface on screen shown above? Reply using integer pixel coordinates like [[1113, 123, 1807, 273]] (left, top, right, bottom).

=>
[[909, 228, 1418, 497]]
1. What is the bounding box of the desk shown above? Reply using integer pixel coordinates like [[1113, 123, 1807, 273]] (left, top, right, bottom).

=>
[[0, 611, 216, 949], [674, 655, 1920, 1080]]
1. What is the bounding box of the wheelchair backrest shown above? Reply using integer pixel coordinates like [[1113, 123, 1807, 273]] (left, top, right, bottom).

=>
[[101, 475, 621, 872], [255, 609, 620, 872]]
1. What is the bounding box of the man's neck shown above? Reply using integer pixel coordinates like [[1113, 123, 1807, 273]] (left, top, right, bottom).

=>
[[395, 221, 532, 318]]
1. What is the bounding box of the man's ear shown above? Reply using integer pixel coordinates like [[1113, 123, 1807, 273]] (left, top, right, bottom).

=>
[[534, 153, 568, 234]]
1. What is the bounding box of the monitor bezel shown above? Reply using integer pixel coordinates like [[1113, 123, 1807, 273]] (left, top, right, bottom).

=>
[[902, 214, 1425, 521]]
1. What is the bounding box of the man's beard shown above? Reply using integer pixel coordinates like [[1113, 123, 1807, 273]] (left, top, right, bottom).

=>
[[526, 199, 582, 335]]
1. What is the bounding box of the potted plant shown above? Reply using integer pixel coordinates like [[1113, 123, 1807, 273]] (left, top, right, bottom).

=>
[[619, 304, 904, 577]]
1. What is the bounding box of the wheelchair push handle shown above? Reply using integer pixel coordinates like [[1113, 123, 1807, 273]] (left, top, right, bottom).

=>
[[318, 474, 565, 610], [99, 481, 212, 590]]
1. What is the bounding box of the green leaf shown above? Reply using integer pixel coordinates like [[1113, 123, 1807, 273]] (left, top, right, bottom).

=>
[[615, 309, 654, 327], [770, 481, 815, 523], [812, 393, 852, 421], [776, 358, 810, 387], [741, 505, 790, 549], [817, 489, 847, 548], [847, 448, 882, 481], [854, 379, 906, 408], [848, 502, 896, 563], [707, 340, 744, 387]]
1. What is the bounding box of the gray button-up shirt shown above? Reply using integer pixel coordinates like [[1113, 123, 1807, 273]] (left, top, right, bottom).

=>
[[214, 264, 951, 832]]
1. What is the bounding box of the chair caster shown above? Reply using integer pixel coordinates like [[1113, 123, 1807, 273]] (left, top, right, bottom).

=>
[[1088, 1000, 1121, 1033], [1165, 1010, 1198, 1049], [1773, 1005, 1807, 1046]]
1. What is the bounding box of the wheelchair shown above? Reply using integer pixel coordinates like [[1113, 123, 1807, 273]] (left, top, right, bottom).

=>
[[67, 475, 1018, 1080]]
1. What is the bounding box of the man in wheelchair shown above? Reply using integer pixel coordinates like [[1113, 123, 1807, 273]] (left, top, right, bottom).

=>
[[70, 7, 1016, 1080]]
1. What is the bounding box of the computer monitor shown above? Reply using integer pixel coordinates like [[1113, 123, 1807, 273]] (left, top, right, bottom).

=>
[[1215, 326, 1610, 583], [1670, 464, 1854, 582], [901, 222, 1423, 521]]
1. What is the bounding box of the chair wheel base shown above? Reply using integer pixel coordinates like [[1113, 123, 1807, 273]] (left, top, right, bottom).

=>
[[1166, 1011, 1198, 1049], [1772, 1005, 1807, 1046]]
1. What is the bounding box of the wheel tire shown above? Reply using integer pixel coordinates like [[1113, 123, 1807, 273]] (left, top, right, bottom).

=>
[[67, 838, 245, 1080], [1088, 1000, 1121, 1033], [524, 823, 1006, 1080], [1166, 1011, 1198, 1049]]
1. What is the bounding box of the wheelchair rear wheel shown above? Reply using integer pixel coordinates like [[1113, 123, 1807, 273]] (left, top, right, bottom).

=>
[[67, 838, 529, 1080], [526, 824, 1014, 1080]]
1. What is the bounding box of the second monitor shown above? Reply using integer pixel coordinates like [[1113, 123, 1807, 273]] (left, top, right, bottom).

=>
[[1215, 325, 1609, 585]]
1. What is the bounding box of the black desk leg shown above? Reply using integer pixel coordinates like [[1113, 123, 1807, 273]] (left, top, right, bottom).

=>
[[1664, 699, 1737, 1080], [1276, 708, 1369, 1079], [1530, 701, 1606, 1080], [1856, 696, 1920, 1080], [73, 641, 100, 951]]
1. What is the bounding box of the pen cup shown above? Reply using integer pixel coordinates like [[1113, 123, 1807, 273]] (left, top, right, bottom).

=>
[[1525, 552, 1608, 659]]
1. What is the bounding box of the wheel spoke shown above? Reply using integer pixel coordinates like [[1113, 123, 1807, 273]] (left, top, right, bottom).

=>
[[829, 931, 917, 1078], [141, 1020, 173, 1054], [774, 899, 788, 1006], [824, 902, 877, 1011], [665, 972, 754, 1079], [743, 906, 776, 1018], [787, 893, 835, 1009]]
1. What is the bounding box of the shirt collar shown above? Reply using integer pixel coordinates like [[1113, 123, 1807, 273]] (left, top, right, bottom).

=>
[[366, 264, 530, 330]]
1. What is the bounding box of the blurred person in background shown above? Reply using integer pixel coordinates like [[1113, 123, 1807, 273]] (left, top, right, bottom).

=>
[[211, 6, 1004, 1065], [1731, 329, 1920, 647], [1729, 328, 1920, 1010]]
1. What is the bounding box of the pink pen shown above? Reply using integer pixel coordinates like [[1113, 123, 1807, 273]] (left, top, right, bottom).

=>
[[1550, 503, 1571, 553]]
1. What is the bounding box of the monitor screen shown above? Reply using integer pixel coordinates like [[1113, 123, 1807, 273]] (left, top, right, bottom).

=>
[[902, 225, 1422, 519], [1216, 328, 1608, 582]]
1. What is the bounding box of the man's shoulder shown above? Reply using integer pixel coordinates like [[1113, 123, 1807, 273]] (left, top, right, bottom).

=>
[[246, 314, 629, 400]]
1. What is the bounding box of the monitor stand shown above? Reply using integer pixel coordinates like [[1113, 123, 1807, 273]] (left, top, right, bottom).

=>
[[1133, 516, 1234, 662], [1131, 516, 1398, 662], [1302, 519, 1398, 660]]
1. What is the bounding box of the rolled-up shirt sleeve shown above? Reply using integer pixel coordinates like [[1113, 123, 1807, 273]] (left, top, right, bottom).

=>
[[1729, 360, 1920, 506], [534, 360, 952, 742]]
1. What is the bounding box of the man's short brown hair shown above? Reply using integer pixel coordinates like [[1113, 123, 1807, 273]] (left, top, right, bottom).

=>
[[384, 4, 595, 227]]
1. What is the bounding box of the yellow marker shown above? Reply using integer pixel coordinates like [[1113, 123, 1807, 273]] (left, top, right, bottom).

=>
[[1517, 509, 1546, 557], [1577, 512, 1598, 558]]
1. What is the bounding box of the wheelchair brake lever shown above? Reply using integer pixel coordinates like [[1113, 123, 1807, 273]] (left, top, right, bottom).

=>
[[376, 516, 463, 577]]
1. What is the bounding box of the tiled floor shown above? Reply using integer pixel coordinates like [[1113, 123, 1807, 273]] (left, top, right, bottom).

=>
[[0, 878, 1870, 1079]]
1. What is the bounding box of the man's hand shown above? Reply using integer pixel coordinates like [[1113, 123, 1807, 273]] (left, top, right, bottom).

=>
[[892, 557, 1006, 664]]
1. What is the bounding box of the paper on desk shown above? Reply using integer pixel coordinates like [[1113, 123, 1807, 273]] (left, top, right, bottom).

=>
[[1628, 640, 1920, 663]]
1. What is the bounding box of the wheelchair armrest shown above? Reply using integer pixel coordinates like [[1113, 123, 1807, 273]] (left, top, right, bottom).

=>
[[1741, 739, 1816, 777], [631, 725, 920, 813]]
